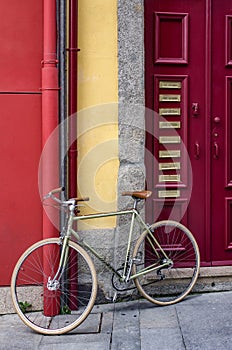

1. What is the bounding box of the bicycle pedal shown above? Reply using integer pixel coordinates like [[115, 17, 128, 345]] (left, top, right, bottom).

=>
[[157, 270, 165, 280]]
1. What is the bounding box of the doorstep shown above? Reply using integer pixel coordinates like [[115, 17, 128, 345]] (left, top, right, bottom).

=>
[[193, 266, 232, 293]]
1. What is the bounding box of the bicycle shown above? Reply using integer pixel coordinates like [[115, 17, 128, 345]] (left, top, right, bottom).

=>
[[11, 187, 200, 335]]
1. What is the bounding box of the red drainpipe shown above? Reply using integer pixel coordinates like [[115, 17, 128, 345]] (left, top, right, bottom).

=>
[[42, 0, 59, 239], [67, 0, 78, 310], [42, 0, 59, 316]]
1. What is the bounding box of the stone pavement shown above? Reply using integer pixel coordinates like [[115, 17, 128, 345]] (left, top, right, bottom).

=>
[[1, 291, 232, 349]]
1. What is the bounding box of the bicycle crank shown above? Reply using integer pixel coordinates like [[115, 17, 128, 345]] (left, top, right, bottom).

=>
[[111, 268, 135, 292]]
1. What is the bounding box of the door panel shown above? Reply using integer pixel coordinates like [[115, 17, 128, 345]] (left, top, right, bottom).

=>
[[0, 0, 43, 91], [0, 95, 42, 285], [211, 0, 232, 263], [0, 1, 43, 285], [145, 0, 207, 262], [145, 0, 232, 265]]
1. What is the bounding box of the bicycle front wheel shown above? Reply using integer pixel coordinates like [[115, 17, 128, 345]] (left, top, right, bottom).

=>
[[132, 220, 200, 305], [11, 238, 97, 335]]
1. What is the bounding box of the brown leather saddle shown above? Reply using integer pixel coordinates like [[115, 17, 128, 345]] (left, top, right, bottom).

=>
[[122, 190, 152, 199]]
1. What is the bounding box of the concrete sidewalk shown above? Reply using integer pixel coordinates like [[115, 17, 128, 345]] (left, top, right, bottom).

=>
[[1, 291, 232, 349]]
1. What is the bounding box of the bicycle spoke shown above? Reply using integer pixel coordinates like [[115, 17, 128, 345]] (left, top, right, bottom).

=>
[[11, 238, 97, 335], [132, 220, 200, 305]]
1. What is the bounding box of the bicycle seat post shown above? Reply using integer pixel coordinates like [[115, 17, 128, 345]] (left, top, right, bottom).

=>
[[133, 198, 140, 211]]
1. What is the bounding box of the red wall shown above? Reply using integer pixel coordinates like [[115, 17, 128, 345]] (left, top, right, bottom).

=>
[[0, 1, 43, 285]]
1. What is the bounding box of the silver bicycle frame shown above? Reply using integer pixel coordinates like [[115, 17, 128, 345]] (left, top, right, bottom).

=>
[[64, 205, 171, 281]]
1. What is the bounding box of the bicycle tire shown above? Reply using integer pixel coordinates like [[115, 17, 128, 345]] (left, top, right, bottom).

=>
[[11, 238, 98, 335], [132, 220, 200, 305]]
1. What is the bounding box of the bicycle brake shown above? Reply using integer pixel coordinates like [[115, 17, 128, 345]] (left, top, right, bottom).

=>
[[133, 251, 143, 264]]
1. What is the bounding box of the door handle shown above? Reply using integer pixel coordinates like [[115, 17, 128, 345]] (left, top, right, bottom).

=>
[[214, 142, 219, 159], [192, 103, 199, 116], [213, 116, 221, 124], [195, 142, 200, 159]]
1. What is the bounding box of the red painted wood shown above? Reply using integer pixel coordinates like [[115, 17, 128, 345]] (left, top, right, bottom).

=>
[[145, 0, 232, 265], [0, 95, 42, 285], [145, 0, 207, 262], [0, 1, 43, 286], [0, 0, 43, 92], [154, 12, 188, 64], [210, 0, 232, 262]]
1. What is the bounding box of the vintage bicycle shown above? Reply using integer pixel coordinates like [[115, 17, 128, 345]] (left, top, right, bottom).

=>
[[11, 187, 200, 335]]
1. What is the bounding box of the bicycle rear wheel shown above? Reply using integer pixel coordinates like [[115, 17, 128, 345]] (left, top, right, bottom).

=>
[[11, 238, 97, 335], [132, 220, 200, 305]]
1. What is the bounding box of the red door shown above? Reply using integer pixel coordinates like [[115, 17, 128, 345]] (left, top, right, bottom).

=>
[[211, 1, 232, 264], [145, 0, 232, 265], [0, 0, 43, 285]]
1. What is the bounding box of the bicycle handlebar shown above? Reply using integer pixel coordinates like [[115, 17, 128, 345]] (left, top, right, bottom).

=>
[[43, 187, 89, 205], [50, 187, 65, 195]]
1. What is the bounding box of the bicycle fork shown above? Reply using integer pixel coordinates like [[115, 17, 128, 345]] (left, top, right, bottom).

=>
[[47, 236, 70, 291]]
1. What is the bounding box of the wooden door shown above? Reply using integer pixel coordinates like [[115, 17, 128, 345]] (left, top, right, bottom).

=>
[[0, 0, 43, 285], [145, 0, 232, 265], [210, 0, 232, 264]]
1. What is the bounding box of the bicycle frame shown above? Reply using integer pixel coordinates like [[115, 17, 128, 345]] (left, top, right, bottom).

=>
[[59, 203, 171, 283]]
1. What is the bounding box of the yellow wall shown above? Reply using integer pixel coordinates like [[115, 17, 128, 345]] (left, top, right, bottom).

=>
[[77, 0, 118, 228]]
